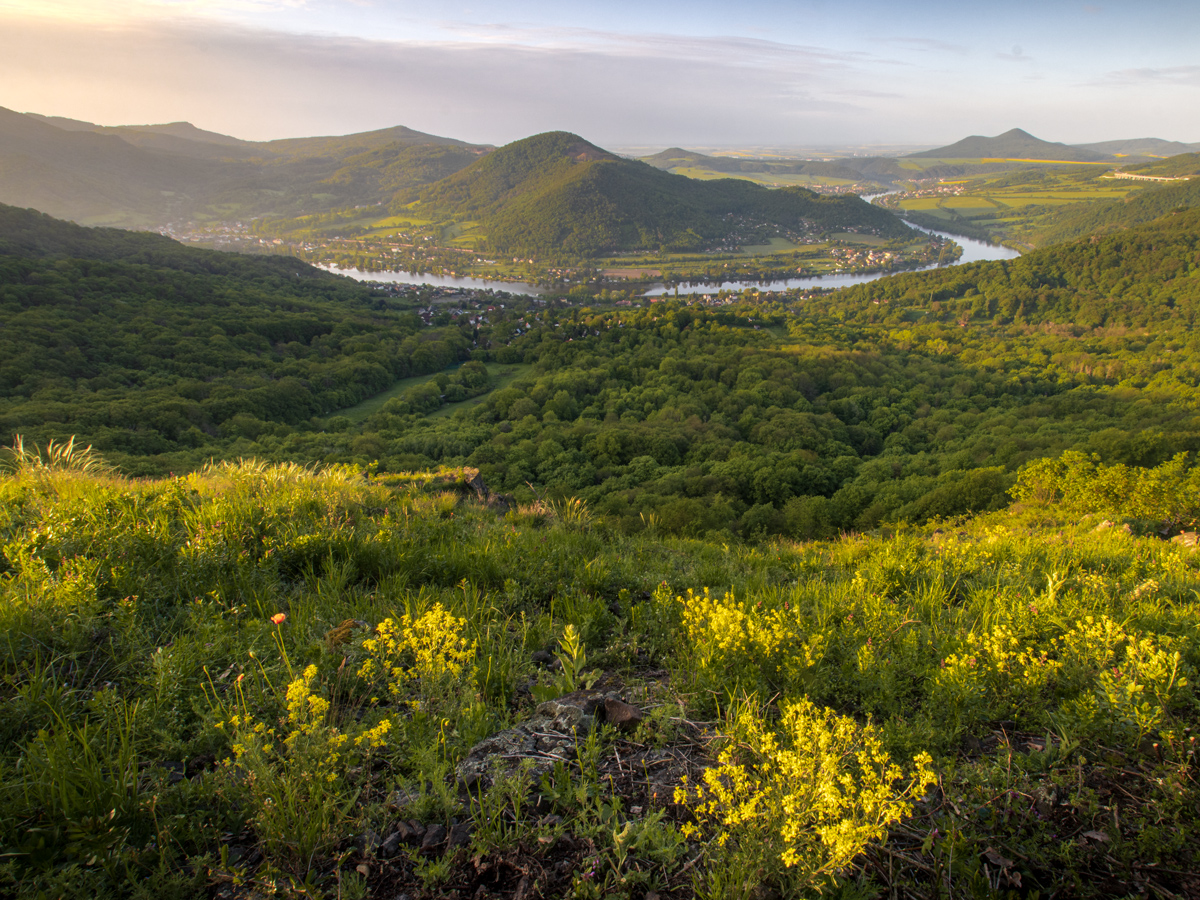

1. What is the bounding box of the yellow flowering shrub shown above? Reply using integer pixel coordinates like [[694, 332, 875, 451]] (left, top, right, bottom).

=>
[[1057, 615, 1192, 739], [677, 588, 822, 696], [930, 623, 1062, 731], [220, 664, 396, 872], [677, 696, 934, 886], [358, 604, 476, 711]]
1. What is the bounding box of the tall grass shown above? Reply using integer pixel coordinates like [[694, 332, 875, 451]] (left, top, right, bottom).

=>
[[1, 458, 1197, 897]]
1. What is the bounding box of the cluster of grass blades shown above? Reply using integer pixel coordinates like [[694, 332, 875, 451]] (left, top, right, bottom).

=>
[[1, 435, 114, 480]]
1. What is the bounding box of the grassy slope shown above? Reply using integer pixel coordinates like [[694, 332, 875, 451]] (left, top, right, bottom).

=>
[[0, 459, 1196, 898]]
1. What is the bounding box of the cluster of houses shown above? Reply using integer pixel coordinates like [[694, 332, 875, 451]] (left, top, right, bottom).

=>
[[830, 247, 898, 270]]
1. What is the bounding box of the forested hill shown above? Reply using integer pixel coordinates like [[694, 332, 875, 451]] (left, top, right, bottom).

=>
[[0, 204, 325, 280], [0, 204, 474, 466], [0, 107, 490, 227], [1125, 151, 1200, 179], [1024, 176, 1200, 248], [840, 205, 1200, 327], [5, 202, 1200, 540], [410, 131, 912, 255]]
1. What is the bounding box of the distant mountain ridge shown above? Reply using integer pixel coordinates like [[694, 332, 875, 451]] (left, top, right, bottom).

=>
[[909, 128, 1110, 161], [0, 107, 491, 227], [1075, 137, 1200, 159], [410, 131, 913, 256]]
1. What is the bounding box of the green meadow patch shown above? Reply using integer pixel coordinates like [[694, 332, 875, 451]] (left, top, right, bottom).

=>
[[0, 452, 1198, 899]]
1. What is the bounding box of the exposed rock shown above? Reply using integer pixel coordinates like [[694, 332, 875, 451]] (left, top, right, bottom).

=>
[[379, 831, 402, 858], [604, 697, 644, 732], [448, 822, 472, 848], [1171, 531, 1199, 548], [392, 820, 425, 845], [456, 689, 627, 787], [420, 824, 447, 853], [358, 829, 381, 854], [531, 649, 554, 666], [386, 787, 422, 810], [453, 467, 514, 514]]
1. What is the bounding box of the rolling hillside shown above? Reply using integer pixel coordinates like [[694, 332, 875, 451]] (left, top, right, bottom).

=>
[[1023, 175, 1200, 246], [1076, 136, 1200, 159], [640, 147, 873, 182], [0, 108, 490, 227], [411, 131, 912, 256]]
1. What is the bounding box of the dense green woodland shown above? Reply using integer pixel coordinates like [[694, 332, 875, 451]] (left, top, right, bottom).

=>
[[3, 185, 1200, 899], [0, 206, 472, 459], [1025, 177, 1200, 247], [4, 203, 1200, 540]]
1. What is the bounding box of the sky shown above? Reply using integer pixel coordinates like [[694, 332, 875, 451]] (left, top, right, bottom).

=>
[[1, 0, 1198, 149]]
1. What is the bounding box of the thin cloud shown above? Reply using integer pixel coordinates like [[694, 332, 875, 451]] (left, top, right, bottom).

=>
[[0, 0, 306, 21], [996, 44, 1032, 62], [833, 88, 905, 100], [433, 20, 870, 72], [0, 15, 887, 144], [1101, 65, 1200, 86], [878, 36, 969, 55]]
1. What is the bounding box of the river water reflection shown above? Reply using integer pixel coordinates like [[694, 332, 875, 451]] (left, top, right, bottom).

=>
[[325, 227, 1020, 298], [643, 228, 1020, 297], [319, 266, 548, 295]]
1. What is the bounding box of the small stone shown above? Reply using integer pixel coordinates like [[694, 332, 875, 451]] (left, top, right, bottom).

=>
[[387, 788, 420, 810], [359, 829, 381, 853], [408, 820, 426, 840], [531, 650, 554, 665], [420, 824, 447, 853], [379, 831, 402, 858], [604, 697, 644, 731], [1171, 531, 1199, 547], [448, 822, 471, 848]]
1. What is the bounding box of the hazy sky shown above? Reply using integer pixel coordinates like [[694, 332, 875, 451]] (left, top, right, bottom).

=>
[[2, 0, 1198, 148]]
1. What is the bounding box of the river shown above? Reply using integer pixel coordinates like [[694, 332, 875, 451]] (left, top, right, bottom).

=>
[[324, 226, 1020, 298], [318, 266, 548, 296], [642, 227, 1020, 297]]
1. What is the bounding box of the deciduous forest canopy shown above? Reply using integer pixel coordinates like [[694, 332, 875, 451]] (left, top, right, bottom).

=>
[[3, 142, 1200, 900], [3, 201, 1200, 539]]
